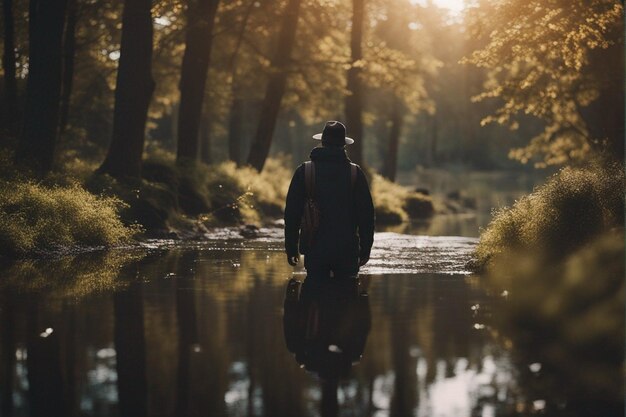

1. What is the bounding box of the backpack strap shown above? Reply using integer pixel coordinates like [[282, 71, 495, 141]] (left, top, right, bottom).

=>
[[304, 161, 315, 198], [350, 163, 358, 190]]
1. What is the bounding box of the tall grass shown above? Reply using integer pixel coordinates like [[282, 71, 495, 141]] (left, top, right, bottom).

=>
[[473, 163, 624, 270], [0, 181, 137, 257]]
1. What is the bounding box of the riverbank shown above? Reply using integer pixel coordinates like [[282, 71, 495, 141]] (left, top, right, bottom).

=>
[[470, 162, 625, 415], [0, 153, 458, 258]]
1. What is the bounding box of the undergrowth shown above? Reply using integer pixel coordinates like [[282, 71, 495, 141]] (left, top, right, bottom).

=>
[[0, 181, 137, 257], [371, 173, 434, 224], [472, 162, 624, 270]]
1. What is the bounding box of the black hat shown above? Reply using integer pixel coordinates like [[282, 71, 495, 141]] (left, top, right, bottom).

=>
[[312, 121, 355, 146]]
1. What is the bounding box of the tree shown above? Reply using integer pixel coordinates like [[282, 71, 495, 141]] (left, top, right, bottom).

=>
[[466, 0, 624, 167], [345, 0, 365, 167], [15, 0, 68, 176], [98, 0, 155, 180], [176, 0, 220, 164], [59, 0, 78, 134], [366, 1, 436, 180], [246, 0, 303, 172], [2, 0, 18, 141]]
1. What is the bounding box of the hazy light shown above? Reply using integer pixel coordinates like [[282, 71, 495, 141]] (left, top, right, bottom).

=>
[[410, 0, 467, 15], [155, 16, 171, 27], [433, 0, 467, 14]]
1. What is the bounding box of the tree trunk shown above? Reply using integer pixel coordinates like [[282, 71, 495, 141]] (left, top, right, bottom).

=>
[[382, 98, 403, 182], [199, 110, 211, 164], [245, 0, 303, 172], [98, 0, 155, 180], [176, 0, 220, 163], [344, 0, 365, 166], [227, 0, 255, 165], [429, 114, 437, 167], [227, 95, 244, 165], [114, 285, 147, 417], [2, 0, 18, 141], [15, 0, 67, 176], [59, 0, 77, 135]]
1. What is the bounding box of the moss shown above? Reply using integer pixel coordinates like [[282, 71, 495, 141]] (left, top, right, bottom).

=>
[[0, 181, 138, 257], [473, 163, 625, 270]]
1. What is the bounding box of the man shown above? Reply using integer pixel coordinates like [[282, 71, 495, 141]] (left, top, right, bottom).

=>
[[284, 121, 375, 278]]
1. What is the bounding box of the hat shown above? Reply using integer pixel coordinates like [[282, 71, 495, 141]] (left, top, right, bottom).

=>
[[312, 121, 354, 146]]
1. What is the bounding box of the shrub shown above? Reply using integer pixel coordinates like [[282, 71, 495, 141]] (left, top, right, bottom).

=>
[[0, 181, 137, 257], [371, 174, 435, 224], [473, 163, 625, 270]]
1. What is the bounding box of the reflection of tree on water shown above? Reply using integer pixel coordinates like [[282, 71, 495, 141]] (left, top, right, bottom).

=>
[[114, 282, 147, 417], [283, 277, 371, 417]]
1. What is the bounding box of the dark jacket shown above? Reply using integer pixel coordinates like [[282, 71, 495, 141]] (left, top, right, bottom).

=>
[[284, 146, 375, 273]]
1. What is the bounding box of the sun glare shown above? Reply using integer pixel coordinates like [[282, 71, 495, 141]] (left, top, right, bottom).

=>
[[410, 0, 468, 15]]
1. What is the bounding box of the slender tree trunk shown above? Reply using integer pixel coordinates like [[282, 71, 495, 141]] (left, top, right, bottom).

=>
[[430, 114, 437, 166], [176, 0, 220, 163], [228, 95, 244, 165], [2, 0, 18, 141], [199, 110, 211, 164], [15, 0, 67, 176], [227, 0, 255, 165], [114, 285, 148, 417], [98, 0, 155, 180], [382, 98, 403, 182], [345, 0, 365, 166], [246, 0, 303, 172], [59, 0, 77, 134]]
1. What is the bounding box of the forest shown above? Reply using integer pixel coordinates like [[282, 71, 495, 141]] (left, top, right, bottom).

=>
[[0, 0, 624, 416]]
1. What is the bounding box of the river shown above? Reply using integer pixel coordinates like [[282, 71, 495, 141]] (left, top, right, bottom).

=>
[[0, 218, 529, 417]]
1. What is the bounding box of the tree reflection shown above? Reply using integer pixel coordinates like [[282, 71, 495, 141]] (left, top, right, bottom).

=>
[[114, 283, 147, 417]]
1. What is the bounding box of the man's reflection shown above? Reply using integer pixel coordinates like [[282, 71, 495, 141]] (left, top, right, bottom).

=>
[[283, 276, 371, 417]]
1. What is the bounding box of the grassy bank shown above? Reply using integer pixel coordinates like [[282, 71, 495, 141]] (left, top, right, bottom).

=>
[[0, 181, 136, 257], [0, 151, 443, 257], [472, 162, 624, 270], [371, 173, 435, 224], [472, 163, 624, 415]]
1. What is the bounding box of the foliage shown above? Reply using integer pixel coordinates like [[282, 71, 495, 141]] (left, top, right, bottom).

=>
[[466, 0, 624, 167], [472, 162, 624, 270], [0, 180, 137, 257], [199, 157, 292, 225], [371, 173, 434, 224]]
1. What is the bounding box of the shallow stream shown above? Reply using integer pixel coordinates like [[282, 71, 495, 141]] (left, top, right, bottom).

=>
[[0, 216, 536, 417]]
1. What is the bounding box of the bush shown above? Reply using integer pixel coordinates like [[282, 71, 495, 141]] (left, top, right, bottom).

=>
[[0, 181, 137, 257], [371, 174, 434, 224], [472, 163, 625, 270]]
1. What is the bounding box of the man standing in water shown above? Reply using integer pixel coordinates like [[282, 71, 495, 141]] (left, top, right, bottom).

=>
[[284, 121, 375, 278]]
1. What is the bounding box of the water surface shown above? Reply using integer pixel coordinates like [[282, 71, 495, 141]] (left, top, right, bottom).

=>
[[0, 228, 520, 417]]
